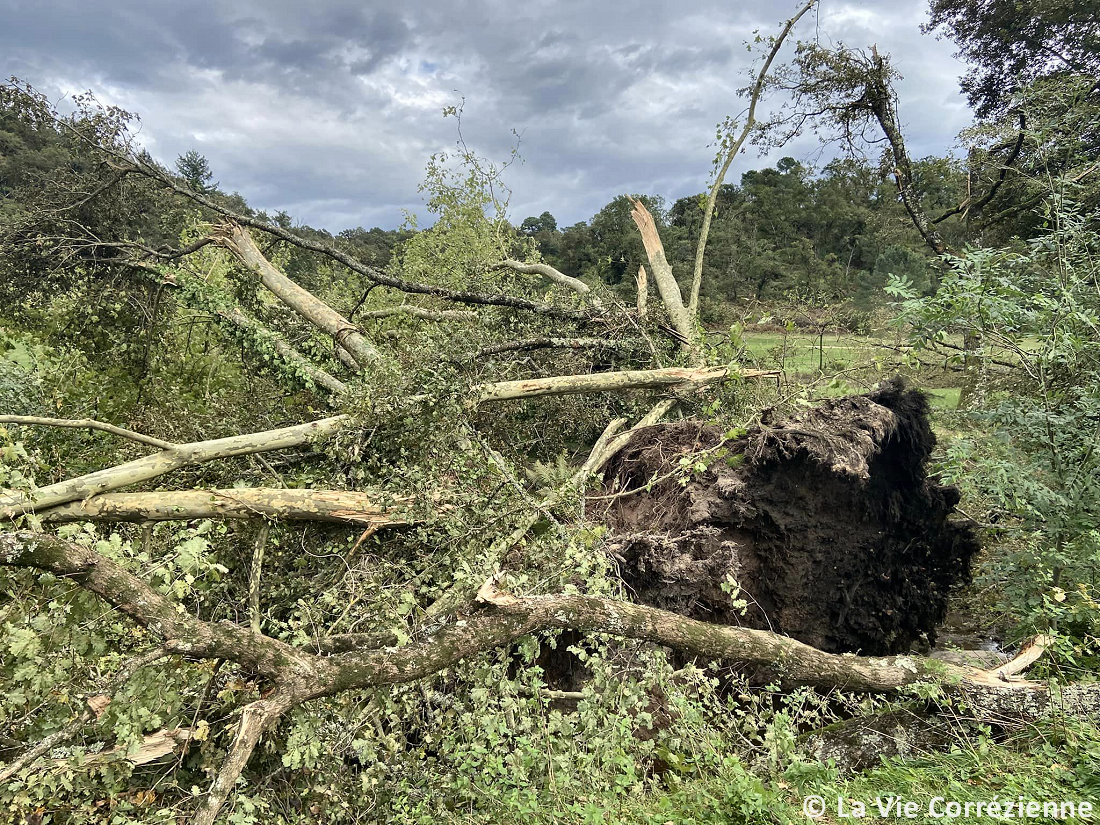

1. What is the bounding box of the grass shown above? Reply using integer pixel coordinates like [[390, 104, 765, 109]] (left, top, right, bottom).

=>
[[738, 330, 962, 408], [775, 719, 1100, 825], [739, 331, 883, 374]]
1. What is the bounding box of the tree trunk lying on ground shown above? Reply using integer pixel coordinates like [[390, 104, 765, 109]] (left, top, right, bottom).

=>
[[0, 365, 763, 522], [0, 530, 1095, 824], [35, 488, 409, 526], [591, 378, 980, 656]]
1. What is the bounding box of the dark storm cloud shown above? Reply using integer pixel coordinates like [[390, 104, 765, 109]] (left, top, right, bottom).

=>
[[1, 0, 973, 230]]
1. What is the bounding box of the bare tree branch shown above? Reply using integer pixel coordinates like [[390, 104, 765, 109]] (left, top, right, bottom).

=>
[[688, 0, 816, 316], [3, 529, 1095, 823], [0, 416, 176, 450], [249, 523, 269, 635], [474, 366, 775, 404], [931, 112, 1028, 225], [492, 259, 595, 300], [192, 692, 296, 825], [98, 155, 593, 322]]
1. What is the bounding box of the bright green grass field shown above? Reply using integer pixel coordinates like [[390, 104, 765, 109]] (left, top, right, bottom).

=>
[[738, 331, 961, 409]]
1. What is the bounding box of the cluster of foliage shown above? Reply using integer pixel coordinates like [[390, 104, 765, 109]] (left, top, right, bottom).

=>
[[896, 185, 1100, 669]]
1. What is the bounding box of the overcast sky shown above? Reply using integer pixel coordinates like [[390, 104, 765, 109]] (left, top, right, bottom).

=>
[[2, 0, 973, 231]]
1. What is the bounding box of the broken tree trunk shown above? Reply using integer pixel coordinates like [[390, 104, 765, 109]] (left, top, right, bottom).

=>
[[212, 223, 381, 368], [592, 378, 980, 656], [629, 199, 701, 364], [35, 488, 408, 526]]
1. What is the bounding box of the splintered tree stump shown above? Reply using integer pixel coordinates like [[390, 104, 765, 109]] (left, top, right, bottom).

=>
[[591, 379, 979, 656]]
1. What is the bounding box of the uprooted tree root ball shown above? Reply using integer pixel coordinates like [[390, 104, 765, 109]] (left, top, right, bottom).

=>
[[592, 379, 980, 656]]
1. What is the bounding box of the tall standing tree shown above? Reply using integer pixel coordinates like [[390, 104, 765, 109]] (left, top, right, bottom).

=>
[[175, 148, 217, 194], [924, 0, 1100, 119]]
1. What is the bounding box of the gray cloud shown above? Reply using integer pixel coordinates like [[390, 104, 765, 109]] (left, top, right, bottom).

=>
[[1, 0, 974, 230]]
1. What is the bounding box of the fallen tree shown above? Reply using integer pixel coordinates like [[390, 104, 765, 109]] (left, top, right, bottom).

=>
[[3, 20, 1085, 821], [1, 365, 764, 522], [0, 530, 1092, 825]]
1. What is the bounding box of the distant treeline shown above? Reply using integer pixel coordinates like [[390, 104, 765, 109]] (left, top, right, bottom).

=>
[[3, 78, 1093, 325]]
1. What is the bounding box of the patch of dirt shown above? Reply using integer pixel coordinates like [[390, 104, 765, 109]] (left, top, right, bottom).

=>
[[590, 378, 979, 655]]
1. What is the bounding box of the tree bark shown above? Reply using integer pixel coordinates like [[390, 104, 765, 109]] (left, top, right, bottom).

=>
[[34, 488, 407, 526], [111, 159, 594, 322], [493, 259, 595, 301], [474, 366, 774, 404], [2, 529, 1093, 824], [0, 417, 349, 520], [212, 223, 381, 368], [2, 369, 774, 523], [0, 415, 175, 450], [629, 199, 700, 362], [192, 693, 297, 825]]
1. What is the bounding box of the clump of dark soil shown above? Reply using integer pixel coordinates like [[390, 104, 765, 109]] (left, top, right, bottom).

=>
[[591, 378, 979, 655]]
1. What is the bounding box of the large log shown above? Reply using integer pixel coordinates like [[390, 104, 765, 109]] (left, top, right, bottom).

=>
[[591, 378, 980, 656], [36, 488, 407, 526]]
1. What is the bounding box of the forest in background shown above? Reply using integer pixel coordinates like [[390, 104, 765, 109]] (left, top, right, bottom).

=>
[[1, 0, 1099, 823]]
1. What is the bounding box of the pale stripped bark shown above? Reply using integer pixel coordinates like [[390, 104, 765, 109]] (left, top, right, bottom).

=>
[[35, 488, 407, 526], [0, 415, 175, 450], [687, 0, 816, 317], [108, 158, 592, 321], [474, 366, 776, 404], [212, 223, 381, 367], [636, 265, 648, 320], [0, 416, 349, 520], [192, 693, 296, 825], [628, 199, 701, 364], [3, 368, 775, 523], [492, 259, 596, 301]]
